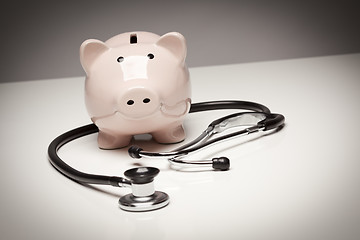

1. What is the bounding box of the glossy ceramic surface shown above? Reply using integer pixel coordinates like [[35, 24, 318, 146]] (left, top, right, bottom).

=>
[[80, 32, 191, 149]]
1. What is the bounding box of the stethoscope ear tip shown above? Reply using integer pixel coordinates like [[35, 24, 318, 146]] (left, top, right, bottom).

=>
[[128, 145, 143, 159], [212, 157, 230, 171]]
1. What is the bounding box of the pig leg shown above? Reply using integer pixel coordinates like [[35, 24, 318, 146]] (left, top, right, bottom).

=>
[[97, 129, 132, 149], [152, 124, 185, 144]]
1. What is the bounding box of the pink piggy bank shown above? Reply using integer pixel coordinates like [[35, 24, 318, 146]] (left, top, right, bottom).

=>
[[80, 31, 191, 149]]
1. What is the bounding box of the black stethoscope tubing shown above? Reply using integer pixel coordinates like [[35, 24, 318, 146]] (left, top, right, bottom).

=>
[[48, 100, 284, 188]]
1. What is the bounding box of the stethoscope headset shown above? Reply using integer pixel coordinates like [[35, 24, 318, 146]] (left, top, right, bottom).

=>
[[48, 100, 285, 212]]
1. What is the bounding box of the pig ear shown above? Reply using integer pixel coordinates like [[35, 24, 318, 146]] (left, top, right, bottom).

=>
[[80, 39, 109, 73], [156, 32, 187, 63]]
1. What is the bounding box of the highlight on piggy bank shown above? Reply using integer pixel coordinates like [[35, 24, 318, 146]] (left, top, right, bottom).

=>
[[80, 32, 191, 149]]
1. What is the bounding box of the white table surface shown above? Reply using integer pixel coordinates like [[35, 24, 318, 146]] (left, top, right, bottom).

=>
[[1, 53, 360, 240]]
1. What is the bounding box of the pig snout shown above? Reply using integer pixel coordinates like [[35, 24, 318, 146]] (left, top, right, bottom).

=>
[[117, 88, 160, 119]]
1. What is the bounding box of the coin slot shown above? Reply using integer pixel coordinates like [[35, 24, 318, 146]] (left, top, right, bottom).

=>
[[130, 34, 137, 44]]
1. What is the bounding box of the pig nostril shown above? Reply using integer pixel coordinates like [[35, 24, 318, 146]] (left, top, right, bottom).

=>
[[127, 100, 135, 105], [143, 98, 151, 104]]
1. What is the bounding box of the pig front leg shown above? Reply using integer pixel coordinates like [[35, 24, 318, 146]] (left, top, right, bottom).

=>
[[152, 124, 185, 144], [97, 129, 132, 149]]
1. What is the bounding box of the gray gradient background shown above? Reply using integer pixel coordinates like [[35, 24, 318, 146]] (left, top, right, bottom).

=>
[[1, 0, 360, 83], [1, 1, 360, 240]]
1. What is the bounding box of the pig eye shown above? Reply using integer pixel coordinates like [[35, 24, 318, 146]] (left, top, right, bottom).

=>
[[117, 56, 124, 63], [147, 53, 154, 59]]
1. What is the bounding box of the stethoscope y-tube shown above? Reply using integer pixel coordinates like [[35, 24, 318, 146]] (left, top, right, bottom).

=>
[[48, 100, 285, 211]]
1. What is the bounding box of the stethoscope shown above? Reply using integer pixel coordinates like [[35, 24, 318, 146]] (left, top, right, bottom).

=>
[[48, 100, 285, 212]]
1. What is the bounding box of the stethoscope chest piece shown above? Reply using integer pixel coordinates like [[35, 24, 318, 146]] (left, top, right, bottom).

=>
[[118, 167, 170, 212], [119, 191, 169, 212]]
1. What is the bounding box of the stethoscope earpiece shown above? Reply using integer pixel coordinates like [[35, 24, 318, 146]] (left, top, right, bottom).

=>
[[128, 145, 143, 159], [119, 167, 170, 212], [211, 157, 230, 171], [128, 145, 230, 170]]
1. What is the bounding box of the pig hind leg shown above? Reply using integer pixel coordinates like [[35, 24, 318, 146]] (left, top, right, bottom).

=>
[[152, 124, 185, 144], [97, 130, 132, 149]]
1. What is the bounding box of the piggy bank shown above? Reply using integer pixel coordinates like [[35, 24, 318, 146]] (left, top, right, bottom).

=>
[[80, 31, 191, 149]]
